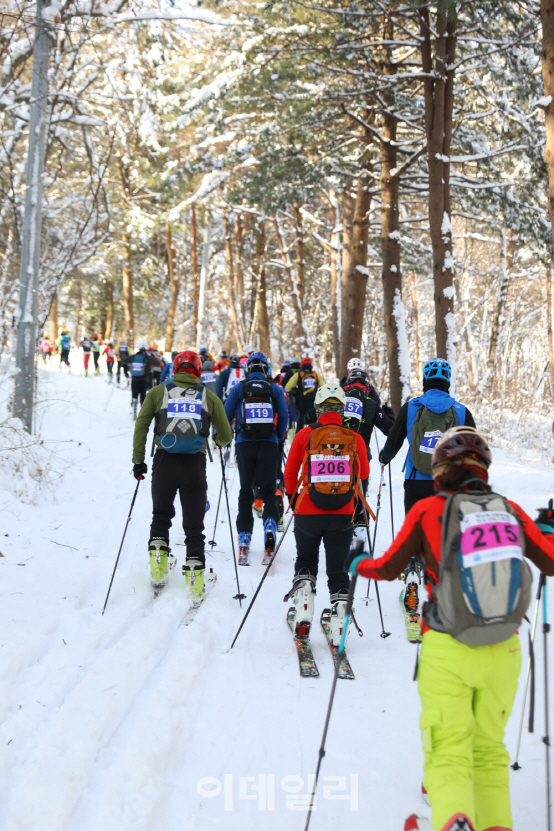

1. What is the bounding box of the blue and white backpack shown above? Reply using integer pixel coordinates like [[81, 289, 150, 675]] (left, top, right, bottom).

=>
[[154, 383, 211, 453]]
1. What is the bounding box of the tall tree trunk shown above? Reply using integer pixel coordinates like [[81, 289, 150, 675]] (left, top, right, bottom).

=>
[[293, 205, 306, 308], [329, 191, 341, 375], [380, 22, 408, 414], [547, 261, 554, 396], [340, 167, 371, 371], [196, 221, 210, 351], [121, 232, 133, 347], [234, 212, 249, 339], [419, 6, 457, 362], [50, 291, 58, 340], [489, 229, 517, 369], [164, 223, 179, 352], [409, 272, 421, 375], [223, 210, 243, 352], [104, 279, 114, 341], [274, 214, 305, 348], [253, 223, 270, 357], [191, 206, 199, 341]]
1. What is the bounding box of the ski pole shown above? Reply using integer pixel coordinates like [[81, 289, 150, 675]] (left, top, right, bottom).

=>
[[208, 475, 225, 549], [219, 447, 246, 606], [364, 464, 385, 602], [304, 570, 359, 831], [102, 479, 141, 614], [362, 506, 390, 638], [543, 577, 552, 831], [388, 463, 395, 539], [512, 573, 544, 770], [228, 513, 294, 650]]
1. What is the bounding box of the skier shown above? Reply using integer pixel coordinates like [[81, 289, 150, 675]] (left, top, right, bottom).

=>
[[342, 367, 394, 543], [274, 359, 291, 386], [160, 352, 177, 383], [80, 335, 93, 376], [128, 341, 154, 418], [57, 330, 71, 371], [378, 358, 476, 614], [132, 350, 233, 592], [146, 343, 164, 389], [214, 350, 230, 373], [38, 333, 50, 364], [201, 359, 217, 394], [285, 357, 325, 432], [224, 351, 288, 564], [116, 340, 130, 385], [284, 383, 369, 645], [339, 357, 382, 404], [346, 426, 554, 831], [199, 345, 214, 362], [216, 354, 245, 401], [102, 340, 116, 381]]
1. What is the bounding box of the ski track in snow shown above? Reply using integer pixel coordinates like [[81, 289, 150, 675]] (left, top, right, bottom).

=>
[[0, 358, 552, 830]]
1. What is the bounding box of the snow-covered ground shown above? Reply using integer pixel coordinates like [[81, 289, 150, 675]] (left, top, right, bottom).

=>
[[0, 354, 552, 831]]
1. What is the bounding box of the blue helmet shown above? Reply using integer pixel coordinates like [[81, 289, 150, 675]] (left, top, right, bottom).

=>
[[246, 351, 269, 374], [423, 358, 451, 382]]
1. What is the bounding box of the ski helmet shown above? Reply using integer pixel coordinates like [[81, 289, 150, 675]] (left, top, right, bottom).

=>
[[138, 340, 148, 350], [173, 350, 202, 377], [246, 351, 269, 375], [300, 356, 312, 369], [120, 339, 126, 345], [423, 358, 451, 382], [431, 427, 492, 480], [108, 340, 114, 346], [230, 354, 240, 366], [220, 350, 228, 358], [347, 357, 363, 372], [346, 369, 370, 389], [314, 383, 346, 416]]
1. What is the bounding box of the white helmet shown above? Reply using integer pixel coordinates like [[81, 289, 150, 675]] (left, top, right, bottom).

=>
[[347, 357, 363, 372], [314, 383, 346, 412], [138, 340, 148, 350]]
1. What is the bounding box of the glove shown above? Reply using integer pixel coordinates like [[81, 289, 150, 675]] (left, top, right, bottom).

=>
[[382, 403, 394, 420], [287, 492, 297, 510], [537, 498, 554, 534], [133, 461, 148, 480], [378, 449, 387, 466], [279, 440, 285, 457]]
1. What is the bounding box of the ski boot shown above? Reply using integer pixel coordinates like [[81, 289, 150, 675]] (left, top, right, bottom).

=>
[[286, 571, 316, 639], [349, 523, 366, 551], [329, 588, 350, 646], [84, 369, 88, 377], [149, 539, 175, 589], [262, 517, 277, 565], [275, 490, 285, 531], [182, 558, 205, 600], [238, 531, 251, 566], [132, 398, 138, 420], [403, 557, 422, 614], [95, 367, 99, 376], [404, 816, 433, 831], [253, 498, 263, 518]]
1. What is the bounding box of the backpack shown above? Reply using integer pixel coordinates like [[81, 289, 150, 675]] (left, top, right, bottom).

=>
[[226, 366, 245, 398], [424, 489, 533, 646], [298, 369, 318, 398], [292, 423, 374, 514], [239, 378, 276, 440], [343, 387, 365, 433], [61, 336, 70, 350], [410, 405, 457, 476], [131, 353, 147, 377], [154, 383, 211, 453]]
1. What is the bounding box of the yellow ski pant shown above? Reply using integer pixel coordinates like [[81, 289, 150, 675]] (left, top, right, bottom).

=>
[[417, 630, 521, 831]]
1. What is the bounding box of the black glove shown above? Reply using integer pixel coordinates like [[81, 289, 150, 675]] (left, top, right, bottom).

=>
[[279, 440, 285, 457], [382, 403, 394, 420], [378, 449, 387, 466], [537, 499, 554, 531], [287, 492, 297, 510], [133, 462, 148, 480]]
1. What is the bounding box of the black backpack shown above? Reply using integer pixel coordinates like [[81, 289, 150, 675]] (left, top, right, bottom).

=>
[[343, 387, 366, 433], [239, 378, 276, 440]]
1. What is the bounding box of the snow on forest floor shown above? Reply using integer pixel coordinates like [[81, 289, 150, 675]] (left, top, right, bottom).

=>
[[0, 353, 553, 831]]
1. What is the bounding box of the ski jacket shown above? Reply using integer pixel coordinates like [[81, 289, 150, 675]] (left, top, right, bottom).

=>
[[284, 370, 325, 397], [216, 364, 244, 400], [284, 412, 369, 516], [132, 371, 232, 462], [340, 376, 381, 406], [342, 383, 394, 451], [57, 335, 71, 351], [103, 346, 115, 363], [379, 389, 474, 480], [159, 363, 173, 383], [213, 358, 230, 373], [353, 491, 554, 629], [224, 371, 288, 445]]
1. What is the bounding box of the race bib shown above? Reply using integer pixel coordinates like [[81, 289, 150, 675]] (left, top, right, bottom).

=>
[[202, 372, 216, 384], [303, 377, 316, 389], [167, 400, 202, 419], [244, 403, 274, 423], [310, 454, 351, 483], [419, 430, 443, 454], [132, 361, 144, 373], [345, 397, 363, 420], [108, 349, 115, 359], [460, 511, 522, 567]]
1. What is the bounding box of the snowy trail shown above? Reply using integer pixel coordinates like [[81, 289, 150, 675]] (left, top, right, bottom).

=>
[[0, 359, 552, 830]]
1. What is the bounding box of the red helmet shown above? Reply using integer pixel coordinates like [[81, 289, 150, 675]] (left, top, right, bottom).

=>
[[173, 350, 202, 377], [301, 356, 312, 368], [431, 427, 491, 478]]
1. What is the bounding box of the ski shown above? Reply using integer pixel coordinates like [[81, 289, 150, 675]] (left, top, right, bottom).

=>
[[261, 547, 274, 566], [180, 569, 217, 626], [238, 545, 250, 566], [404, 814, 433, 831], [400, 589, 422, 643], [287, 607, 319, 677], [320, 608, 355, 680]]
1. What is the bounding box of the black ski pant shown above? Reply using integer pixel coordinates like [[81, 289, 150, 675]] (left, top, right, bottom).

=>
[[150, 450, 207, 564], [93, 351, 100, 370], [60, 349, 70, 367], [117, 361, 129, 381], [293, 514, 353, 597], [236, 441, 279, 534], [131, 376, 147, 404], [403, 478, 434, 576]]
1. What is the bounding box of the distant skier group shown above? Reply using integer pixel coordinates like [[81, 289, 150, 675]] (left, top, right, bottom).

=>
[[118, 343, 554, 831]]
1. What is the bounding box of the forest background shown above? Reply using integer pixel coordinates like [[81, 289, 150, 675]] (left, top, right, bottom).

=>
[[3, 0, 554, 460]]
